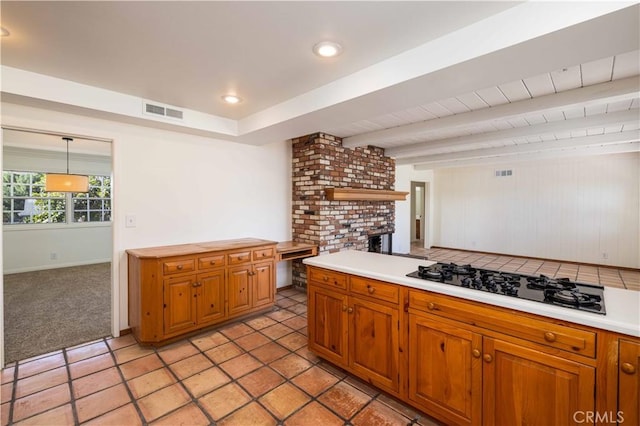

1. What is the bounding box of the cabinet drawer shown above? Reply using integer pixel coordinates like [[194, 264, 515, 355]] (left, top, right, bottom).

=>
[[198, 254, 225, 270], [162, 259, 195, 275], [409, 291, 596, 358], [308, 267, 347, 290], [253, 247, 275, 261], [228, 251, 251, 265], [350, 276, 399, 304]]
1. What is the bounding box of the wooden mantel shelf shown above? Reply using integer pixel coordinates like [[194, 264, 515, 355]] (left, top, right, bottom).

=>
[[324, 188, 409, 201]]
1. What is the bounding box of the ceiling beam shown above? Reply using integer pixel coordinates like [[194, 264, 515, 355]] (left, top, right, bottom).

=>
[[412, 141, 640, 170], [343, 77, 640, 149], [387, 109, 639, 159], [398, 130, 640, 166]]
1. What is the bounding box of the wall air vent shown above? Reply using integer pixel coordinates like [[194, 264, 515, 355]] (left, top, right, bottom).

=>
[[142, 100, 184, 121], [494, 169, 513, 177]]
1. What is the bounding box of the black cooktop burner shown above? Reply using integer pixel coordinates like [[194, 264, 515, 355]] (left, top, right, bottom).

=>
[[407, 262, 605, 314]]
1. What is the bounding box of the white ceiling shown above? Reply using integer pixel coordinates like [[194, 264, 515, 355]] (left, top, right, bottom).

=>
[[1, 1, 639, 168]]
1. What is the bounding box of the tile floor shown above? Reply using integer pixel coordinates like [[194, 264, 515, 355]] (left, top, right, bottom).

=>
[[410, 245, 640, 291], [0, 288, 440, 426]]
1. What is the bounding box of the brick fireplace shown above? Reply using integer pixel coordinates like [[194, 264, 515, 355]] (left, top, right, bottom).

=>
[[290, 132, 397, 287]]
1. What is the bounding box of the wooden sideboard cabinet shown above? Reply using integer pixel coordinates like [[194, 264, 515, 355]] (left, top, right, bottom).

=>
[[128, 238, 276, 344]]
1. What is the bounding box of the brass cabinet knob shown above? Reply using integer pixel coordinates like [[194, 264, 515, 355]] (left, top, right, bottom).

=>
[[192, 282, 199, 287], [367, 285, 375, 294], [544, 332, 557, 343], [210, 260, 216, 265], [347, 307, 354, 314], [483, 354, 493, 363], [177, 265, 183, 270], [342, 305, 348, 312], [323, 276, 329, 282], [427, 302, 436, 311], [472, 349, 481, 358], [621, 362, 636, 375]]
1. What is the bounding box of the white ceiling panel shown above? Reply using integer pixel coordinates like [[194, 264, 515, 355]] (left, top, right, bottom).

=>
[[550, 66, 582, 92], [523, 74, 556, 97], [498, 80, 532, 103], [613, 50, 640, 79], [581, 57, 614, 86], [436, 98, 471, 115], [475, 87, 509, 107], [455, 93, 490, 111]]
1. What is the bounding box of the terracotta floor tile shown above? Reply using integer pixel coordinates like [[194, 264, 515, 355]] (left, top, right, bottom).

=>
[[298, 326, 308, 336], [289, 293, 307, 303], [345, 375, 380, 396], [287, 304, 308, 315], [219, 353, 263, 379], [75, 383, 131, 423], [182, 367, 231, 397], [204, 342, 244, 364], [218, 401, 277, 426], [169, 354, 214, 380], [352, 400, 412, 425], [12, 383, 70, 422], [66, 340, 109, 364], [269, 354, 312, 379], [12, 403, 74, 426], [19, 350, 62, 364], [15, 366, 68, 398], [250, 342, 290, 364], [235, 332, 271, 351], [278, 289, 299, 297], [245, 316, 278, 331], [317, 381, 371, 420], [151, 402, 209, 426], [1, 366, 15, 385], [282, 316, 307, 330], [106, 334, 138, 350], [219, 322, 255, 340], [1, 383, 13, 404], [198, 383, 251, 421], [1, 402, 8, 426], [69, 352, 115, 379], [261, 323, 294, 340], [276, 298, 298, 308], [236, 367, 285, 398], [284, 401, 344, 426], [157, 341, 199, 365], [291, 366, 339, 396], [17, 353, 65, 379], [276, 332, 307, 351], [113, 345, 155, 364], [119, 353, 163, 380], [190, 331, 230, 351], [266, 309, 296, 322], [259, 383, 310, 420], [317, 361, 348, 379], [72, 366, 122, 398], [83, 403, 142, 426], [137, 383, 191, 423], [376, 394, 434, 423], [127, 368, 176, 399]]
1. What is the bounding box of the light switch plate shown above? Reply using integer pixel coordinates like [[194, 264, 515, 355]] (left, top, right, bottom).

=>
[[125, 215, 136, 228]]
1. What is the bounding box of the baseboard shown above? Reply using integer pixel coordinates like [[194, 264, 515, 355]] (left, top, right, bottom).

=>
[[3, 258, 112, 275]]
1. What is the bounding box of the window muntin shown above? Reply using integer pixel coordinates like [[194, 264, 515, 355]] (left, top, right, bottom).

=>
[[72, 175, 112, 222]]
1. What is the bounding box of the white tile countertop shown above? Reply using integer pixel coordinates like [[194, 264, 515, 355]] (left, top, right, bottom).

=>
[[303, 250, 640, 337]]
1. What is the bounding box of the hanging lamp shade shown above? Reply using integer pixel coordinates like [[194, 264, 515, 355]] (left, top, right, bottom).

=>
[[45, 137, 89, 193]]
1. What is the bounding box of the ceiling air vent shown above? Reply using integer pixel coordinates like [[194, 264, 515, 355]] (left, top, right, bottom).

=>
[[142, 100, 184, 121]]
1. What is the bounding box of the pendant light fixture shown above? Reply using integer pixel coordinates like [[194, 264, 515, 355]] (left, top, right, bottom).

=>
[[45, 137, 89, 192]]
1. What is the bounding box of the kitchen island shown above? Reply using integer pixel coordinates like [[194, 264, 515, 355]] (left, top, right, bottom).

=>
[[304, 250, 639, 426]]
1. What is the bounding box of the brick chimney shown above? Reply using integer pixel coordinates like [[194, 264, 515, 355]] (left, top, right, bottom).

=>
[[290, 133, 396, 287]]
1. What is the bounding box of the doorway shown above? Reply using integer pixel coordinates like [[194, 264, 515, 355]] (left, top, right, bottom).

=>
[[1, 127, 114, 363], [410, 181, 426, 248]]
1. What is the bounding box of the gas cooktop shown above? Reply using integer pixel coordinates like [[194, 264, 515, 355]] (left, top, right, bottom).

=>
[[407, 262, 605, 315]]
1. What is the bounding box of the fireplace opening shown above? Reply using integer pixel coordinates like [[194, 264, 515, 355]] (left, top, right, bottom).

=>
[[368, 233, 392, 255]]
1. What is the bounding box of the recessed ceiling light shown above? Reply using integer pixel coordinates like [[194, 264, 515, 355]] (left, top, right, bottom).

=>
[[0, 27, 10, 37], [222, 95, 242, 104], [313, 41, 343, 58]]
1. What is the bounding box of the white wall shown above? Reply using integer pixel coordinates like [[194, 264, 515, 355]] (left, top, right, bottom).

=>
[[1, 102, 292, 334], [431, 153, 640, 268], [394, 165, 434, 254]]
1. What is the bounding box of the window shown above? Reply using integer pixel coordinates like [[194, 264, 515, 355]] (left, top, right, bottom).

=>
[[2, 171, 111, 225]]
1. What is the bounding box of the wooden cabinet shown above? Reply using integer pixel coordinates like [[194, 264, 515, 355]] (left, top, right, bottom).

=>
[[619, 339, 639, 425], [128, 238, 276, 344], [307, 267, 401, 395]]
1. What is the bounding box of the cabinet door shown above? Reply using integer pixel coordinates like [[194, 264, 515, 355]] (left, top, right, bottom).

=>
[[619, 339, 639, 425], [307, 284, 348, 366], [483, 337, 595, 426], [228, 266, 252, 315], [408, 313, 482, 426], [197, 269, 225, 326], [253, 261, 274, 308], [163, 275, 197, 336], [349, 297, 400, 393]]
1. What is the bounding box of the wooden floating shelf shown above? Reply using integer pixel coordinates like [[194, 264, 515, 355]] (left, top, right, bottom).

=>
[[276, 241, 318, 262], [324, 188, 409, 201]]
